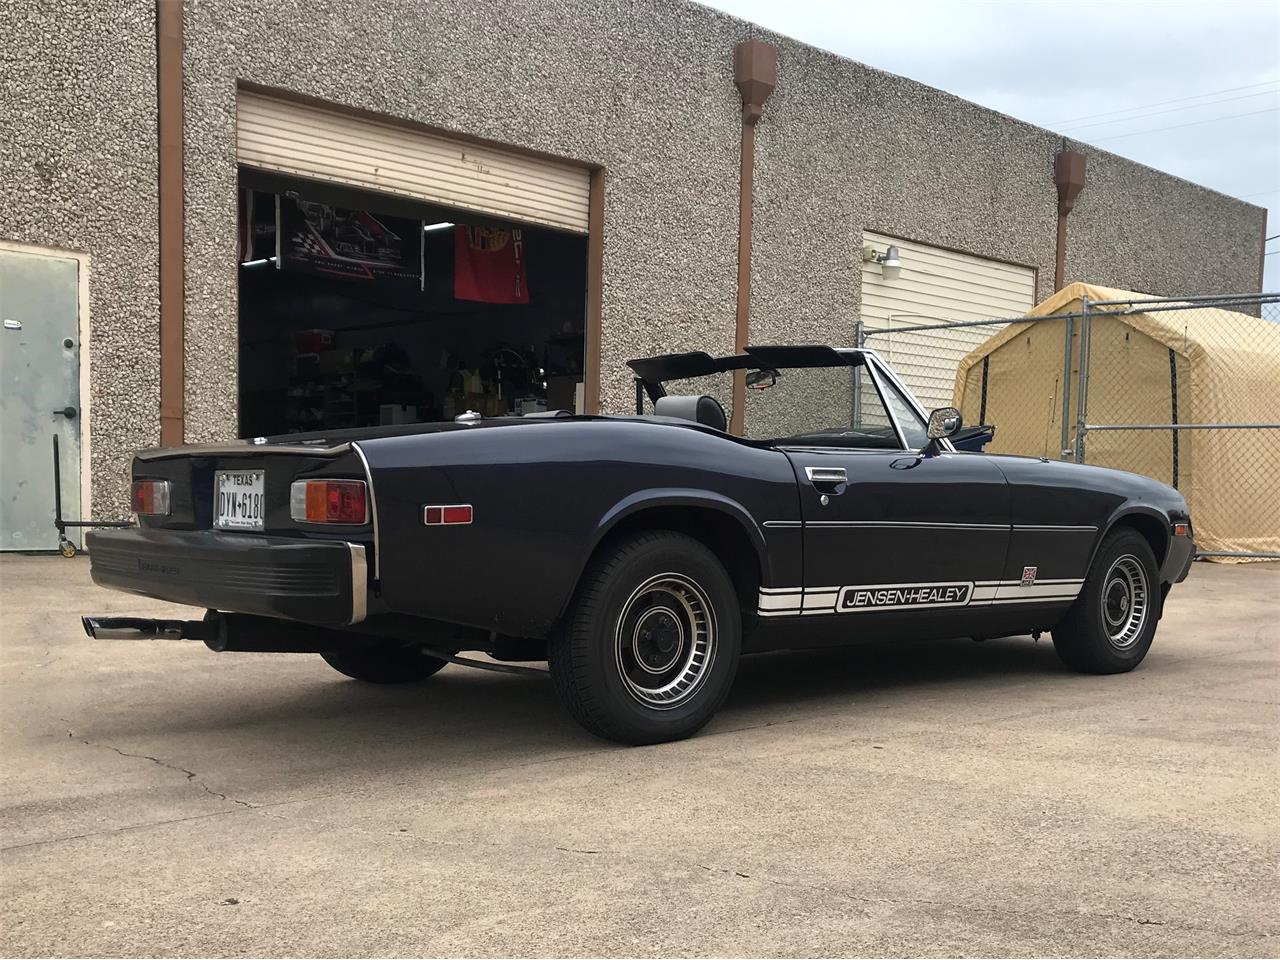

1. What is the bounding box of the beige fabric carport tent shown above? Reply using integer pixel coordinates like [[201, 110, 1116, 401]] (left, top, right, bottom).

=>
[[954, 283, 1280, 559]]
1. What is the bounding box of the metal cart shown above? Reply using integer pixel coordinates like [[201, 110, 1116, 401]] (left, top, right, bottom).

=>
[[52, 434, 131, 557]]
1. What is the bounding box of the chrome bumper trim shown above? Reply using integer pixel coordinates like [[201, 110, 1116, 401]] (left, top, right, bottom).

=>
[[348, 542, 368, 625], [351, 441, 380, 580]]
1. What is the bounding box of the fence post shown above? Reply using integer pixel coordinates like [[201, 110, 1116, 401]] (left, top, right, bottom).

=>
[[1074, 295, 1091, 463], [853, 319, 864, 348], [1059, 313, 1074, 459]]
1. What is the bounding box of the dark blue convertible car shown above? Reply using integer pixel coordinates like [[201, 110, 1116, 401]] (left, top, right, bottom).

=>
[[84, 345, 1193, 744]]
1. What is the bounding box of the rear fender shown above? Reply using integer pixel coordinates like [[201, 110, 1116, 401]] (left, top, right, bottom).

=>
[[563, 488, 771, 619]]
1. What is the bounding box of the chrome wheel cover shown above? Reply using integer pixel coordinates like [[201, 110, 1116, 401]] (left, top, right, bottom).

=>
[[1101, 554, 1149, 650], [614, 573, 716, 709]]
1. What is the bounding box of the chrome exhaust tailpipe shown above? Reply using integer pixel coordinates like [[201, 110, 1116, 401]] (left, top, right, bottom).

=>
[[81, 617, 214, 641]]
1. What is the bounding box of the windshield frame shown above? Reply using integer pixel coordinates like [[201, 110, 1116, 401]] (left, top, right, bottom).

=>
[[627, 345, 949, 453]]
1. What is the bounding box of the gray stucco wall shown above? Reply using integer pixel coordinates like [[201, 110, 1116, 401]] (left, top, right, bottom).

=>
[[182, 0, 747, 443], [181, 0, 1265, 445], [2, 0, 1266, 517], [0, 0, 159, 521], [1063, 143, 1265, 295], [749, 35, 1063, 354]]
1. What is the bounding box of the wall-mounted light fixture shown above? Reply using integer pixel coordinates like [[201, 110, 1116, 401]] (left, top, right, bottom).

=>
[[861, 244, 902, 282]]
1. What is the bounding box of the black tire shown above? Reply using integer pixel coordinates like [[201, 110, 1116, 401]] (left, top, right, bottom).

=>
[[550, 531, 742, 745], [1052, 528, 1160, 674], [321, 645, 447, 684]]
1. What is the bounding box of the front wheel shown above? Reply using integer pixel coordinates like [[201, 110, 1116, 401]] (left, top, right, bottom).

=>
[[1052, 528, 1160, 674], [550, 531, 742, 745]]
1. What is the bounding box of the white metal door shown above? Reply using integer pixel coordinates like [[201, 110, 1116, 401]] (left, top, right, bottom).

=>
[[0, 250, 81, 551], [237, 91, 591, 234], [860, 231, 1036, 410]]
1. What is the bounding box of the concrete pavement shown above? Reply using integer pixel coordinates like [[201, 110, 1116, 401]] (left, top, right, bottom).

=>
[[1, 555, 1276, 957]]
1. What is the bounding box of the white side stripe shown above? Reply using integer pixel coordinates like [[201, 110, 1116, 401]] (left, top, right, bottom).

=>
[[756, 578, 1084, 617], [758, 593, 804, 611]]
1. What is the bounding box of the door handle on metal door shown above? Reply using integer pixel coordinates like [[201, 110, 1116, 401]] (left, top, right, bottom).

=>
[[805, 466, 847, 487], [52, 407, 76, 419]]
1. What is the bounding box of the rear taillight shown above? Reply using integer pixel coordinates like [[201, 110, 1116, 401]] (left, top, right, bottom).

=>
[[130, 479, 171, 516], [289, 479, 368, 524]]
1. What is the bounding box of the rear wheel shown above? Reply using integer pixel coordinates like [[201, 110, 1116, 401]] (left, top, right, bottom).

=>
[[1052, 528, 1160, 674], [550, 531, 742, 745], [321, 645, 447, 684]]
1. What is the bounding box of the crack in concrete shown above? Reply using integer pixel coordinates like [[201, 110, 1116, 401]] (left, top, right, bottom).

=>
[[62, 723, 255, 810], [1, 809, 247, 853]]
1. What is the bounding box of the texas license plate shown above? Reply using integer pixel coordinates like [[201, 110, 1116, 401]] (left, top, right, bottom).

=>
[[214, 470, 266, 530]]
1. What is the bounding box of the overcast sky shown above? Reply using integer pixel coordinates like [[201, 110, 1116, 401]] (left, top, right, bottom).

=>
[[701, 0, 1280, 290]]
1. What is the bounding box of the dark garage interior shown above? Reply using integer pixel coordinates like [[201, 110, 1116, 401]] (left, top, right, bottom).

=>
[[236, 172, 588, 438]]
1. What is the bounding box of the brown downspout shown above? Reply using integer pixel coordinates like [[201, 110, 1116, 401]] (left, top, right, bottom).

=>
[[584, 168, 605, 414], [1053, 149, 1086, 291], [157, 0, 184, 445], [730, 40, 776, 436]]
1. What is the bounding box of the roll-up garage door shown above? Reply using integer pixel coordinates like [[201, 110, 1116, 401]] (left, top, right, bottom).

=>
[[860, 231, 1036, 410], [236, 91, 591, 234]]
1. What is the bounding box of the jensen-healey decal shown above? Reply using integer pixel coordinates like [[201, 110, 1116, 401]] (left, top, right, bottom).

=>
[[837, 581, 974, 613]]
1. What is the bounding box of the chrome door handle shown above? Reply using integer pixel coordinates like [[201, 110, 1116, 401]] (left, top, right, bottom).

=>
[[805, 466, 847, 485]]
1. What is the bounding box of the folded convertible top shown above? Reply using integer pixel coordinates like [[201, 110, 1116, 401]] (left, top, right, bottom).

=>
[[627, 345, 862, 383]]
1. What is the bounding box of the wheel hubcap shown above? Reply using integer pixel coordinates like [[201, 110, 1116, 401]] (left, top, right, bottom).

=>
[[615, 574, 716, 709], [1101, 554, 1149, 650], [632, 606, 685, 674]]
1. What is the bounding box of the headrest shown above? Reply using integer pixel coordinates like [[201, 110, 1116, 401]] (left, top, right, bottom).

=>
[[653, 394, 727, 431]]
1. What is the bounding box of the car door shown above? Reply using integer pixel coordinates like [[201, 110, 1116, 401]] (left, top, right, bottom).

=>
[[778, 360, 1010, 619]]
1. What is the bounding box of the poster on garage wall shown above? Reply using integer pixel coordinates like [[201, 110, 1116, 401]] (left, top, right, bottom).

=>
[[277, 195, 422, 286]]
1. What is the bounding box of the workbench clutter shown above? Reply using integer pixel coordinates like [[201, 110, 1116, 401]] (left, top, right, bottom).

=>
[[441, 344, 552, 420], [286, 332, 425, 432]]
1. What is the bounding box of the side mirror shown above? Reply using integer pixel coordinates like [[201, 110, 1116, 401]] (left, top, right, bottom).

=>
[[927, 406, 962, 440], [922, 407, 962, 456]]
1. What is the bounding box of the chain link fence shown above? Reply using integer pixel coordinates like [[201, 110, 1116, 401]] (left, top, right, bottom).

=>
[[859, 292, 1280, 561]]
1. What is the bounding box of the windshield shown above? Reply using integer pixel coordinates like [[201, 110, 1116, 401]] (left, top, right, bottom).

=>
[[655, 360, 928, 449]]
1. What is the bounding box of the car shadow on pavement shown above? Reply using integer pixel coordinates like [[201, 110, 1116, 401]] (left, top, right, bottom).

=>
[[76, 634, 1065, 751], [32, 636, 1083, 807], [727, 634, 1065, 713]]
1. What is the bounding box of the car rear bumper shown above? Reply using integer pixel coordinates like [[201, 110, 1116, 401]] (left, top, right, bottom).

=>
[[85, 528, 367, 626]]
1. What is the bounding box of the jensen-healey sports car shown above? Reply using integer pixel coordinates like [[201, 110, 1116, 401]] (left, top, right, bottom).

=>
[[83, 345, 1193, 744]]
